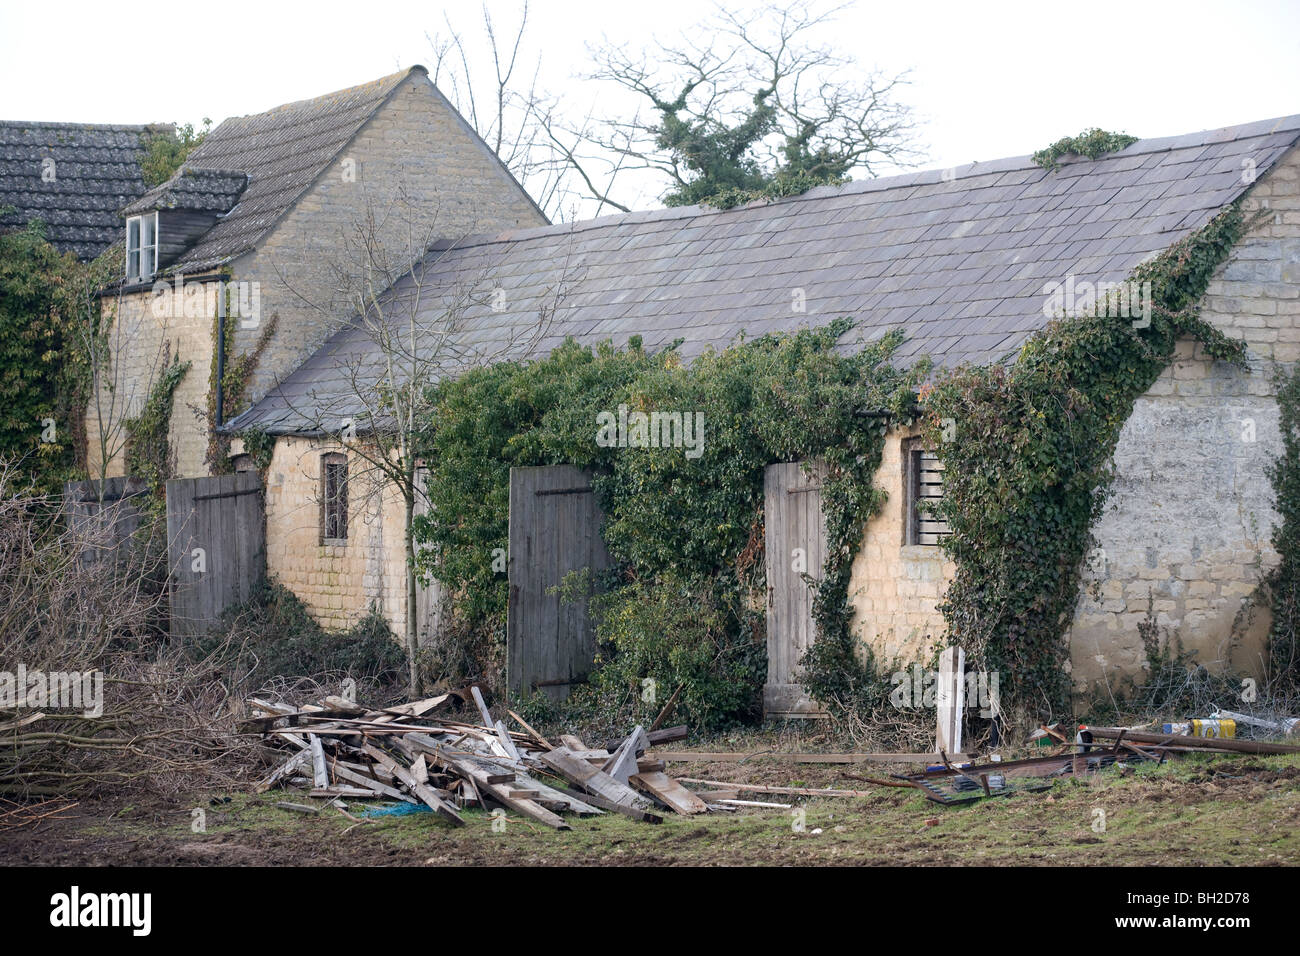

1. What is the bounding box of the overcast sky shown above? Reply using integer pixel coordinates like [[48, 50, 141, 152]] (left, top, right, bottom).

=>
[[3, 0, 1298, 213]]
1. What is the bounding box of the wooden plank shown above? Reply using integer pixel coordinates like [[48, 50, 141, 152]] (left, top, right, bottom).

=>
[[936, 646, 964, 755], [308, 735, 329, 788], [629, 771, 709, 815], [538, 746, 653, 811], [254, 750, 312, 794], [654, 751, 970, 764], [360, 743, 464, 826], [406, 733, 570, 830], [602, 725, 647, 786]]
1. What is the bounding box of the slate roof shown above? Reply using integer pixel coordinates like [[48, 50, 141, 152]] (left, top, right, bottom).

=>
[[228, 114, 1300, 436], [0, 120, 166, 259], [160, 67, 420, 273], [123, 167, 248, 216]]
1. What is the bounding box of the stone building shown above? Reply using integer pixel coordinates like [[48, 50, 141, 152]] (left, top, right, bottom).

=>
[[229, 113, 1300, 702], [63, 63, 1298, 706], [84, 65, 545, 483]]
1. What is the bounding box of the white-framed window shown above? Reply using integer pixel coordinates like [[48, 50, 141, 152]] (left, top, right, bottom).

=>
[[126, 212, 158, 281]]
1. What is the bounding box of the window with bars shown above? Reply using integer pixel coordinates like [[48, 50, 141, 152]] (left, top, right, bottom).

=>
[[905, 440, 950, 546], [320, 453, 348, 543]]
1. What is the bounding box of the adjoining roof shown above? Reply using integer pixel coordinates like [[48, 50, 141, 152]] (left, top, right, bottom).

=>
[[228, 114, 1300, 436], [0, 120, 166, 259], [162, 67, 422, 273], [123, 167, 248, 216]]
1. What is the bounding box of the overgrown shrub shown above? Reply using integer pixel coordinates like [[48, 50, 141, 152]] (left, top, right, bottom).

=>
[[194, 581, 407, 691], [415, 323, 926, 727]]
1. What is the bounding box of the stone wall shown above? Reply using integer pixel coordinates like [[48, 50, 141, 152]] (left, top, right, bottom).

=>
[[1068, 143, 1300, 699], [229, 71, 547, 412], [262, 436, 411, 635], [84, 277, 220, 480], [847, 425, 953, 667]]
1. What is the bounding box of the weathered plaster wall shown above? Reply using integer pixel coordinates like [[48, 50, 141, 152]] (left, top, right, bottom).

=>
[[1068, 144, 1300, 699]]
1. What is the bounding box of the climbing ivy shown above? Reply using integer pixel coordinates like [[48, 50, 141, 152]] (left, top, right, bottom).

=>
[[207, 283, 277, 474], [1032, 128, 1138, 171], [1266, 363, 1300, 693], [918, 204, 1255, 721], [124, 354, 190, 497], [414, 322, 926, 728], [0, 216, 114, 491]]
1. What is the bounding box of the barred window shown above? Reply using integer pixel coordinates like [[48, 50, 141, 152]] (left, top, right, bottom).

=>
[[320, 453, 348, 543], [905, 440, 950, 546]]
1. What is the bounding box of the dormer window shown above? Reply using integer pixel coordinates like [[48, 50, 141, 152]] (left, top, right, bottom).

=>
[[126, 212, 158, 281]]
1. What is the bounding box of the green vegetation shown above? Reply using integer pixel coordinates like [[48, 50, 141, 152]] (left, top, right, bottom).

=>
[[0, 218, 106, 491], [1032, 128, 1138, 171], [415, 322, 926, 730], [1266, 363, 1300, 693], [920, 205, 1255, 720], [140, 120, 211, 187], [194, 580, 407, 690]]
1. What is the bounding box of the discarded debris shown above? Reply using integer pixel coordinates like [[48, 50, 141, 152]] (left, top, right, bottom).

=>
[[247, 695, 730, 831]]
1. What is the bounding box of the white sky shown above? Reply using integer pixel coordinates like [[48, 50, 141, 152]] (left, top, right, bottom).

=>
[[3, 0, 1298, 213]]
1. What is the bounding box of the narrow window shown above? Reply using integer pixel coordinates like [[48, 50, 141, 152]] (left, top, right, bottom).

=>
[[320, 453, 348, 543], [125, 211, 158, 281], [905, 440, 950, 546], [126, 216, 141, 279]]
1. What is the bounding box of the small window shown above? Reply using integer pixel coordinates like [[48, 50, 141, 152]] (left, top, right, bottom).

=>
[[905, 440, 950, 546], [126, 212, 158, 281], [230, 454, 256, 473], [320, 453, 348, 543]]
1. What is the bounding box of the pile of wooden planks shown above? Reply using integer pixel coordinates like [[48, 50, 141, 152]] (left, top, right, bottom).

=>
[[247, 691, 720, 829]]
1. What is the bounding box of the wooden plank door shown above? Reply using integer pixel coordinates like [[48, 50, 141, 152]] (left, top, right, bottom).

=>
[[763, 460, 828, 717], [506, 465, 612, 701]]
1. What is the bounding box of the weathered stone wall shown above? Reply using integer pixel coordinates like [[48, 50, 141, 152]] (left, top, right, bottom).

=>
[[229, 71, 547, 414], [84, 278, 220, 480], [850, 145, 1300, 707], [262, 436, 410, 634], [87, 70, 545, 483], [1068, 144, 1300, 699], [847, 425, 953, 666]]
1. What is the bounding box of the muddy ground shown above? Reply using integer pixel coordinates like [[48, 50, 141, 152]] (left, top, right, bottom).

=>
[[2, 751, 1297, 866]]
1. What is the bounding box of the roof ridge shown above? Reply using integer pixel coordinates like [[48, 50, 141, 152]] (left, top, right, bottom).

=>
[[431, 112, 1300, 253], [216, 66, 426, 124], [0, 120, 169, 131]]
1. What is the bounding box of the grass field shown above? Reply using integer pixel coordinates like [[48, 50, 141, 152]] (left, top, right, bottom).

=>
[[4, 750, 1297, 866]]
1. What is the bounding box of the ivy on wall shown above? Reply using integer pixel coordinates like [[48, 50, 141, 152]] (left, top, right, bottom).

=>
[[0, 217, 118, 492], [918, 204, 1255, 721], [124, 351, 190, 497], [413, 322, 926, 729], [1267, 364, 1300, 693], [207, 285, 277, 474]]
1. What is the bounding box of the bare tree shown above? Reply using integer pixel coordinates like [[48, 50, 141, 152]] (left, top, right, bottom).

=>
[[426, 1, 638, 220], [77, 251, 181, 500], [267, 187, 575, 692], [575, 0, 920, 207]]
